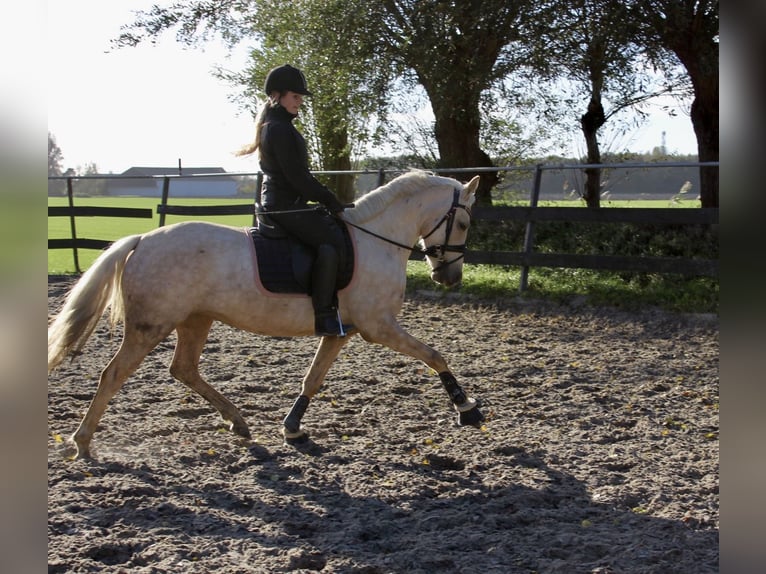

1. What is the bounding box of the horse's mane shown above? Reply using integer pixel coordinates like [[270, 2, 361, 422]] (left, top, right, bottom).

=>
[[348, 170, 456, 225]]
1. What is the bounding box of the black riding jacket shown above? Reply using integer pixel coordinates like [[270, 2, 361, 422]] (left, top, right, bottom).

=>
[[259, 105, 344, 213]]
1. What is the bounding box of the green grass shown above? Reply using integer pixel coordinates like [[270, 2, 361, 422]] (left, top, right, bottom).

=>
[[48, 196, 718, 313], [406, 261, 718, 314], [47, 197, 255, 273], [500, 198, 700, 208]]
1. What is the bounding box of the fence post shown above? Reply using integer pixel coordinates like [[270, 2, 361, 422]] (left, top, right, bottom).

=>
[[66, 177, 82, 274], [519, 164, 543, 293], [158, 177, 170, 227], [377, 168, 385, 188]]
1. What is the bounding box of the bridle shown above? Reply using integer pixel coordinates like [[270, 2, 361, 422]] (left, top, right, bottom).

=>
[[343, 187, 472, 273]]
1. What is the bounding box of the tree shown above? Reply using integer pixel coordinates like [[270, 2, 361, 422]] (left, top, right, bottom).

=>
[[524, 0, 687, 207], [114, 0, 394, 204], [48, 132, 64, 176], [76, 163, 107, 196], [224, 0, 396, 203], [377, 0, 536, 205], [115, 0, 543, 206], [571, 1, 634, 208], [633, 0, 719, 207], [48, 133, 66, 196]]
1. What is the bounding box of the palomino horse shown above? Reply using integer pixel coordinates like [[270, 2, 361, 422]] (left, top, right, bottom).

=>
[[48, 171, 484, 459]]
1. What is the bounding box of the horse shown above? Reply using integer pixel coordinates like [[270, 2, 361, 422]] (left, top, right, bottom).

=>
[[47, 171, 485, 459]]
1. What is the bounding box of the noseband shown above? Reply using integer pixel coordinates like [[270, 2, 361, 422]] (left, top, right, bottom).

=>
[[343, 187, 471, 273], [420, 188, 471, 272]]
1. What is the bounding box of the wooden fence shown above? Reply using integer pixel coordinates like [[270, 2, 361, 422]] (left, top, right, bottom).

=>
[[47, 178, 154, 273], [48, 162, 719, 291]]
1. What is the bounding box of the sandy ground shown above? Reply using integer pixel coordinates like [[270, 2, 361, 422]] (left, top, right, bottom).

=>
[[48, 277, 718, 573]]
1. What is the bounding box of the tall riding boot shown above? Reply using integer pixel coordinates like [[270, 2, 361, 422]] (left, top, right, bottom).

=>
[[312, 245, 345, 336]]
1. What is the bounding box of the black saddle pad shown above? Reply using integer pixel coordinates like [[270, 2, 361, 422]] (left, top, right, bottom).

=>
[[247, 223, 354, 294]]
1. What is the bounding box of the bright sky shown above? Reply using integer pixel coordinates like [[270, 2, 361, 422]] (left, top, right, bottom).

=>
[[48, 0, 257, 175], [47, 0, 699, 175]]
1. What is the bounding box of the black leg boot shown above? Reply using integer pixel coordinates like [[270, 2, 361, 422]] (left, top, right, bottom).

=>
[[312, 245, 345, 336], [315, 309, 345, 337]]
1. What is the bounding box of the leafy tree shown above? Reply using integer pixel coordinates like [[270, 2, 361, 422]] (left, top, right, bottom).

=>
[[75, 163, 107, 196], [377, 0, 537, 205], [48, 135, 106, 195], [523, 0, 689, 207], [48, 132, 64, 177], [632, 0, 719, 207], [225, 0, 396, 203], [48, 133, 66, 196], [115, 0, 543, 206], [114, 0, 394, 204]]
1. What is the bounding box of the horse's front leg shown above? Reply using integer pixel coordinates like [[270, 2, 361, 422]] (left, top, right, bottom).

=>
[[361, 320, 484, 427], [283, 335, 350, 443], [438, 371, 484, 427]]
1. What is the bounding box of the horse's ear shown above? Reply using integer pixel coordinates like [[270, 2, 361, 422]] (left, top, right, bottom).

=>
[[463, 175, 480, 199]]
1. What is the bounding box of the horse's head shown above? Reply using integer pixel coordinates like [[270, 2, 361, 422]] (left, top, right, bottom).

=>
[[422, 175, 479, 288]]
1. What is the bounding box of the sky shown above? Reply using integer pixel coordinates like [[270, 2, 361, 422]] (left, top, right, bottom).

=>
[[48, 0, 257, 175], [47, 0, 699, 176]]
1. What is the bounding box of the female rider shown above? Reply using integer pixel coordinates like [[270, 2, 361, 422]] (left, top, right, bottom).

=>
[[238, 64, 350, 337]]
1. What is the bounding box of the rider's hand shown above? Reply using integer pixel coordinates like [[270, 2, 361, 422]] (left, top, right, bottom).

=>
[[327, 200, 353, 214]]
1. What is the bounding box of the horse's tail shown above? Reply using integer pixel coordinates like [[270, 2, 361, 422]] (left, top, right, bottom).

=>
[[47, 234, 142, 372]]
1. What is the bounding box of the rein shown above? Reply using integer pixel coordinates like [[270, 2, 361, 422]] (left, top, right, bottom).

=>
[[342, 188, 471, 272]]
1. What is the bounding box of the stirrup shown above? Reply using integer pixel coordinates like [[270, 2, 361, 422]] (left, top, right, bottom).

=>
[[315, 308, 352, 337]]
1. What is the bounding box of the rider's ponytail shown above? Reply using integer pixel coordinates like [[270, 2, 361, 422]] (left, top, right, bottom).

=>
[[235, 97, 276, 157]]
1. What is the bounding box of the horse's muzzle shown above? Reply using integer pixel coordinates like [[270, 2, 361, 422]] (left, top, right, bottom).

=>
[[431, 268, 462, 288]]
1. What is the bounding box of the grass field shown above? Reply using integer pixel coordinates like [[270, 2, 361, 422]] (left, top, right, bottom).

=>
[[47, 195, 716, 313], [47, 197, 256, 273], [501, 198, 700, 208]]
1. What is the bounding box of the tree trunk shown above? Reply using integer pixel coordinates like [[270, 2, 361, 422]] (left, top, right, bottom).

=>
[[433, 111, 498, 206], [389, 1, 513, 208], [652, 2, 719, 208], [318, 123, 355, 204], [425, 81, 498, 206], [673, 48, 718, 208], [327, 157, 355, 205], [580, 98, 606, 208], [690, 81, 719, 208]]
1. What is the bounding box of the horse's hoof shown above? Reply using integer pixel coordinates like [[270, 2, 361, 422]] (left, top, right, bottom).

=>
[[230, 420, 252, 439], [69, 445, 92, 460], [458, 406, 485, 428], [68, 446, 90, 461], [71, 435, 92, 460], [283, 427, 309, 445]]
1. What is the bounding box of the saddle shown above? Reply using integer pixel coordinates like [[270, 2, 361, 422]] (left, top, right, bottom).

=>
[[247, 209, 354, 294]]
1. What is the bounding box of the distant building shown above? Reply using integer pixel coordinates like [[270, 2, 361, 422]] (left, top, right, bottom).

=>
[[105, 167, 240, 197]]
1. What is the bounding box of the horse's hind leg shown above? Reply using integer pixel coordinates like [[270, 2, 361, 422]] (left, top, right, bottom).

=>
[[72, 325, 170, 459], [170, 314, 251, 439]]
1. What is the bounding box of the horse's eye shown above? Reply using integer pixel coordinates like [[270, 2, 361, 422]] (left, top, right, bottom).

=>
[[458, 221, 469, 231]]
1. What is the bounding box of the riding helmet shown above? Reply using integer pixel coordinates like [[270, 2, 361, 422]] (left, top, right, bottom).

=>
[[263, 64, 313, 96]]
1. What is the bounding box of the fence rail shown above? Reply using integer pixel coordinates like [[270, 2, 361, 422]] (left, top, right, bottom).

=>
[[48, 179, 154, 271], [155, 203, 255, 217], [48, 162, 719, 290]]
